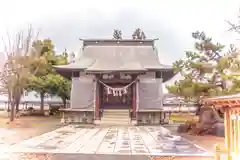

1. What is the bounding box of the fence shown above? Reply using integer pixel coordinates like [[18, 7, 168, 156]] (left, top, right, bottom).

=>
[[215, 107, 240, 160]]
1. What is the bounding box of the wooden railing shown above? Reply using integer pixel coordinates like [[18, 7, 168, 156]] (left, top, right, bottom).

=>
[[215, 110, 240, 160]]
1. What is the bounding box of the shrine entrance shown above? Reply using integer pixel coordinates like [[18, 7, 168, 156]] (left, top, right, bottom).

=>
[[100, 83, 133, 109]]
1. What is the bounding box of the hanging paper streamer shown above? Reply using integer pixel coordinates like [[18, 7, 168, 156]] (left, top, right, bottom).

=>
[[107, 87, 111, 94], [99, 79, 136, 97], [118, 88, 122, 96], [123, 87, 127, 94], [113, 88, 118, 96]]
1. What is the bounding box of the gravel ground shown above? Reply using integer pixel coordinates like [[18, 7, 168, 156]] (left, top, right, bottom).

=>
[[0, 153, 214, 160], [164, 125, 225, 153]]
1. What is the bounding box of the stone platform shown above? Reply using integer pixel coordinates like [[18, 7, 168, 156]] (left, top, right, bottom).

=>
[[8, 125, 211, 157]]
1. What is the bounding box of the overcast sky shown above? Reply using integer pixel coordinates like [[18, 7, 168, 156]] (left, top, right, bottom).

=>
[[0, 0, 240, 65]]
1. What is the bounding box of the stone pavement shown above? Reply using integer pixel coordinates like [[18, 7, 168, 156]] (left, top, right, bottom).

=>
[[8, 125, 210, 157], [0, 128, 17, 152]]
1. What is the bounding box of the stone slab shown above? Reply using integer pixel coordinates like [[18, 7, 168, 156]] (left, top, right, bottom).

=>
[[9, 125, 211, 156], [0, 128, 17, 153]]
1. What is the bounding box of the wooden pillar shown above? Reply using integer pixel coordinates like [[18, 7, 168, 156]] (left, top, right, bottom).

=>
[[132, 83, 136, 119], [235, 110, 239, 153], [237, 110, 240, 153], [224, 107, 232, 160], [230, 110, 235, 152], [215, 145, 221, 160], [95, 80, 100, 120]]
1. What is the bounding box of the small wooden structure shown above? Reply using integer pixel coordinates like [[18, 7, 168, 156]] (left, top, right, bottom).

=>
[[202, 94, 240, 160]]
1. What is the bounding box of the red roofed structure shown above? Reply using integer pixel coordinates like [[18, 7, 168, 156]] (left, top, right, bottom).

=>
[[202, 94, 240, 160]]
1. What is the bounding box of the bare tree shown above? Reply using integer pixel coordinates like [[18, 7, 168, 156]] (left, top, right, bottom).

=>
[[227, 20, 240, 35], [0, 26, 43, 121], [226, 8, 240, 35]]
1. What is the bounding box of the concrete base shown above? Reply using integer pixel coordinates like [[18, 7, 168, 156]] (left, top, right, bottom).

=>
[[60, 111, 94, 124], [94, 120, 101, 125], [136, 112, 172, 125], [168, 120, 173, 124], [131, 120, 137, 126], [60, 118, 65, 124]]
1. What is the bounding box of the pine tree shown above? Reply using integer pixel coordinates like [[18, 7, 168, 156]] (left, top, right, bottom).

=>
[[167, 31, 225, 102]]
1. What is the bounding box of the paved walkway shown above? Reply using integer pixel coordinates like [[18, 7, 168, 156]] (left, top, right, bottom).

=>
[[9, 125, 209, 157], [0, 128, 17, 152]]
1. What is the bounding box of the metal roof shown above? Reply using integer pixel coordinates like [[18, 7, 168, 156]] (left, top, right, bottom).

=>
[[54, 43, 173, 72], [54, 57, 94, 70]]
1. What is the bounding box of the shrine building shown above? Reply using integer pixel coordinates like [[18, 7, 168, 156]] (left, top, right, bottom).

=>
[[54, 39, 197, 125]]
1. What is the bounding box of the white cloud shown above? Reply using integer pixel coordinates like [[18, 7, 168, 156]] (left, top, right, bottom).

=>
[[0, 0, 239, 64]]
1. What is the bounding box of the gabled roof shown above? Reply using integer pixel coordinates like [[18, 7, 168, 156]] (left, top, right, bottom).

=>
[[54, 39, 173, 72]]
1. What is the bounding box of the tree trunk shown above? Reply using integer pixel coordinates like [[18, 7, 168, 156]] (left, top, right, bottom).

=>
[[7, 93, 10, 112], [15, 96, 21, 113], [40, 92, 44, 115], [10, 100, 15, 121], [188, 106, 224, 136], [62, 98, 66, 108], [16, 102, 19, 113]]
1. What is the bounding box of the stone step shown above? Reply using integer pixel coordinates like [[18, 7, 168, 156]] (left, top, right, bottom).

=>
[[103, 111, 129, 115], [101, 117, 129, 122], [99, 121, 130, 125], [102, 116, 129, 119], [100, 119, 129, 123], [102, 115, 129, 119], [103, 111, 129, 113], [100, 109, 130, 126], [103, 113, 129, 115], [103, 113, 129, 117], [103, 109, 129, 113], [103, 112, 129, 115]]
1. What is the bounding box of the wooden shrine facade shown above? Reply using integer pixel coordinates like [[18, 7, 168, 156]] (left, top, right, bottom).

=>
[[93, 72, 140, 120], [55, 39, 177, 125]]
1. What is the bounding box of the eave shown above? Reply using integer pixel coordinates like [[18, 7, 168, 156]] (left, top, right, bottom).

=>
[[202, 93, 240, 108]]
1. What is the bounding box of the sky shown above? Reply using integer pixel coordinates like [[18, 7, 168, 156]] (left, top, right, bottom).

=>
[[0, 0, 240, 65]]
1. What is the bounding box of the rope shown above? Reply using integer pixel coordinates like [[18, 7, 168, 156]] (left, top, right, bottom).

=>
[[78, 79, 137, 109], [98, 79, 137, 90]]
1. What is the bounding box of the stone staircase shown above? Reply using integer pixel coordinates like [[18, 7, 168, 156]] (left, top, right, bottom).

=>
[[99, 109, 130, 126]]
